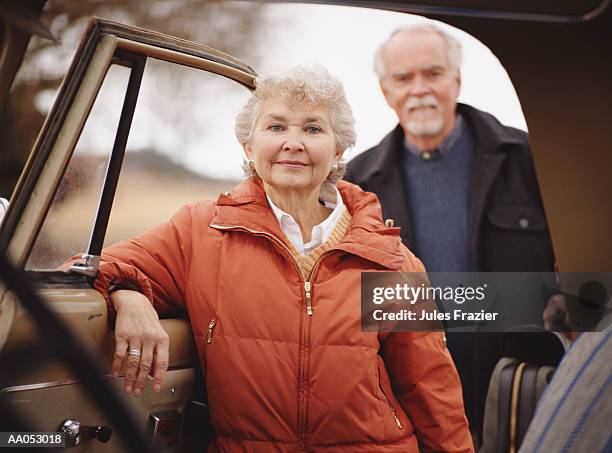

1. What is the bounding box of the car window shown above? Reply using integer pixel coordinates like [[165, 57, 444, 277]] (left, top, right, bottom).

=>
[[103, 58, 248, 246], [24, 58, 251, 270], [25, 64, 131, 270]]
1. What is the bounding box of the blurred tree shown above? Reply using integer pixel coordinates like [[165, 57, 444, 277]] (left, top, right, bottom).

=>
[[0, 0, 265, 198]]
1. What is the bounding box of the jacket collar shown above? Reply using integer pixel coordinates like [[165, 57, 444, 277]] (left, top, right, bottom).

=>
[[349, 123, 414, 248], [210, 177, 405, 269], [354, 123, 405, 183]]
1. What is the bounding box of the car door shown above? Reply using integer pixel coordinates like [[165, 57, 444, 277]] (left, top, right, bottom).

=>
[[0, 17, 255, 452]]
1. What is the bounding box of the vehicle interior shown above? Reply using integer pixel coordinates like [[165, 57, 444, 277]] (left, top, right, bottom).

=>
[[0, 1, 610, 452]]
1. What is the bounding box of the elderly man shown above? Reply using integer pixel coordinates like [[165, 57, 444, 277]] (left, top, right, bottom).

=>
[[345, 24, 555, 444]]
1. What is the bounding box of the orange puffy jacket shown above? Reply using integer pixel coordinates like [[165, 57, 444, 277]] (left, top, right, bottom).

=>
[[94, 177, 473, 452]]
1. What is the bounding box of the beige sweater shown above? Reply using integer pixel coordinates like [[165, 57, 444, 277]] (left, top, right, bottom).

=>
[[284, 208, 352, 278]]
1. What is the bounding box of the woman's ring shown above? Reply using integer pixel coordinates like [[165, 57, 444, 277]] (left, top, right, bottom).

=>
[[128, 349, 142, 358]]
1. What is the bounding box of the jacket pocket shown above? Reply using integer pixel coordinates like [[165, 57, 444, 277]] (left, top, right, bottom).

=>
[[377, 370, 404, 430], [487, 205, 547, 232], [199, 319, 218, 379]]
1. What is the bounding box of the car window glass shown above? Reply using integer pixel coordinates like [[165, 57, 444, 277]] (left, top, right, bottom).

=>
[[25, 64, 131, 270], [103, 58, 248, 247]]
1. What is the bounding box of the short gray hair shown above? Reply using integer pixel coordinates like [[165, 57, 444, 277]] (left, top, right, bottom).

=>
[[235, 64, 357, 153], [373, 23, 463, 79]]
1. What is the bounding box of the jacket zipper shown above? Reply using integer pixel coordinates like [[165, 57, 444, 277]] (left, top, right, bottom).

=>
[[388, 399, 404, 429], [378, 370, 404, 430], [304, 281, 312, 315], [210, 223, 334, 451], [206, 319, 217, 343], [210, 223, 332, 317]]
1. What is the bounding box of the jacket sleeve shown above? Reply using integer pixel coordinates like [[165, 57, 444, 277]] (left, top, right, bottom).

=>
[[93, 203, 195, 318], [381, 247, 474, 453], [382, 331, 473, 452]]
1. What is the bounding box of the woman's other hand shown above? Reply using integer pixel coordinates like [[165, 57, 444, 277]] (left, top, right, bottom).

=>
[[109, 289, 169, 396]]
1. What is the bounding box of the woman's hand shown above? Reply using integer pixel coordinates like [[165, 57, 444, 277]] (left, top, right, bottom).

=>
[[109, 289, 169, 396]]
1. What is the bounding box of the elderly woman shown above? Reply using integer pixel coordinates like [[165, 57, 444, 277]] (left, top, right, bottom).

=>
[[93, 65, 472, 452]]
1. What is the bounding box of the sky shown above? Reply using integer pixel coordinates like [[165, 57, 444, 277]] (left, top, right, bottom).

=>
[[36, 2, 527, 181]]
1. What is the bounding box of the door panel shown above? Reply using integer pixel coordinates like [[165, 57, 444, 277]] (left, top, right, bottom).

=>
[[1, 286, 198, 452], [1, 368, 195, 452], [2, 288, 195, 388]]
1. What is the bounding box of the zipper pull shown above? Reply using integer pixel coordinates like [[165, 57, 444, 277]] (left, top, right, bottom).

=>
[[206, 319, 217, 343], [305, 281, 313, 316]]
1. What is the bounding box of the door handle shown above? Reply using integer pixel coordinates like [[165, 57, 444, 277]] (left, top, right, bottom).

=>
[[59, 419, 112, 447]]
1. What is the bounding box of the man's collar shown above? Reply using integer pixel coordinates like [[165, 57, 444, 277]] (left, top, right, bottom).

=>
[[357, 103, 525, 181], [404, 113, 465, 157], [457, 103, 524, 149]]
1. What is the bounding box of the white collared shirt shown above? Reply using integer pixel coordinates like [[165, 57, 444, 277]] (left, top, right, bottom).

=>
[[267, 187, 346, 256]]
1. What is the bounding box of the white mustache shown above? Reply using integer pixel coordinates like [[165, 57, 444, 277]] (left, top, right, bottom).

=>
[[406, 95, 438, 111]]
